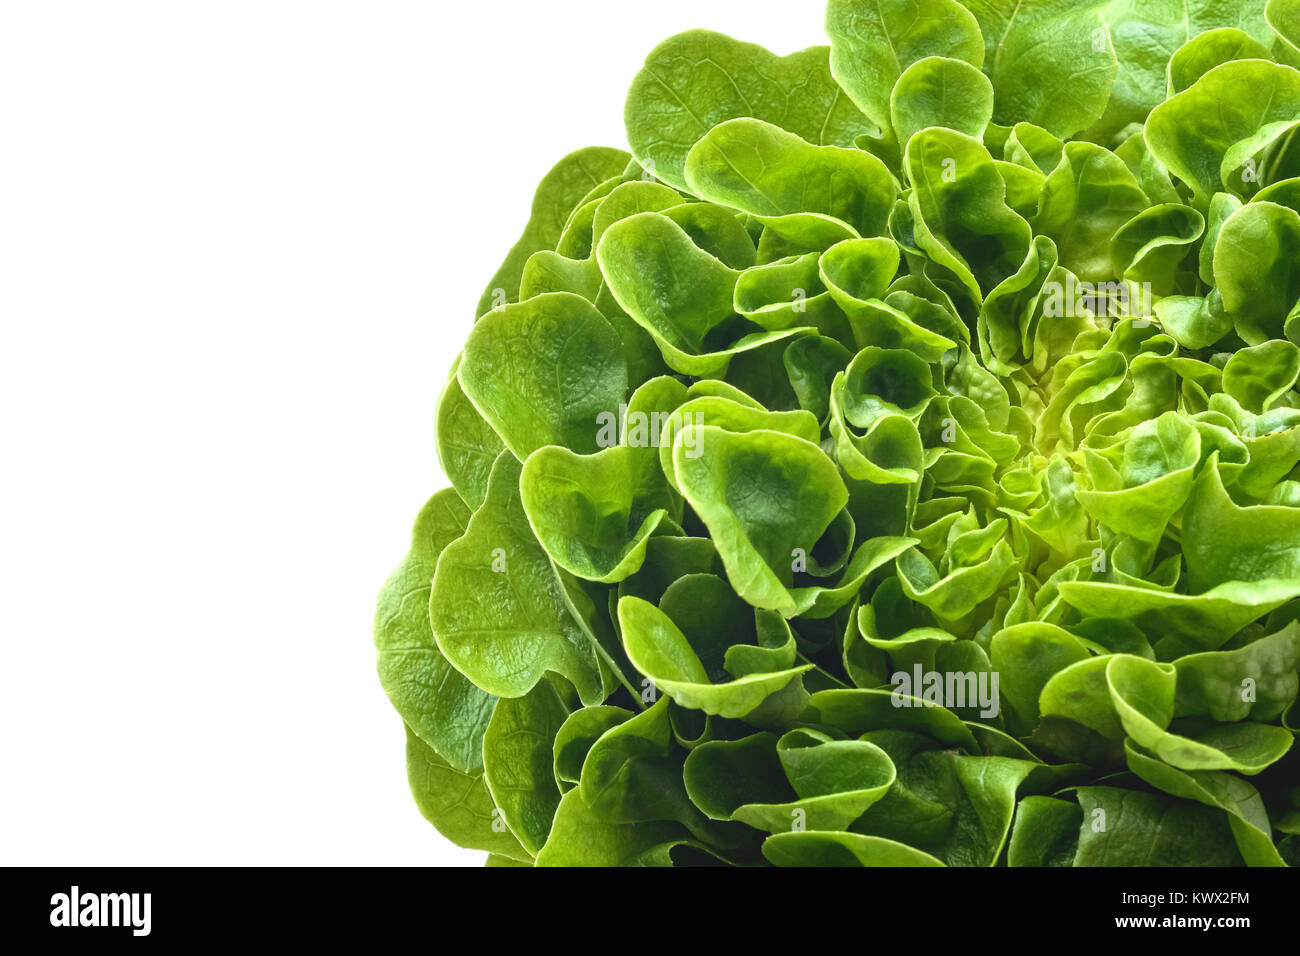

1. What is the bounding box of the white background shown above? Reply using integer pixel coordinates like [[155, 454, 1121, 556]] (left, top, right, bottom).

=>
[[0, 1, 825, 865]]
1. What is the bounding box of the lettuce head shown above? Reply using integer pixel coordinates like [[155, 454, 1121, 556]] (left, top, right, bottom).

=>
[[374, 0, 1300, 867]]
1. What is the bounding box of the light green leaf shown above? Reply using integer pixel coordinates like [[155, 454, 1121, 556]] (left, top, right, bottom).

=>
[[890, 55, 995, 147], [1182, 453, 1300, 592], [458, 292, 627, 461], [805, 688, 980, 749], [825, 0, 985, 150], [906, 127, 1032, 303], [1124, 740, 1286, 866], [672, 425, 849, 615], [625, 30, 874, 192], [684, 118, 897, 241], [763, 830, 946, 866], [534, 788, 692, 866], [618, 593, 811, 718], [1034, 142, 1150, 282], [375, 490, 495, 771], [965, 0, 1118, 138], [482, 681, 569, 855], [430, 453, 605, 704], [1174, 621, 1300, 721], [1214, 202, 1300, 344], [1097, 0, 1273, 139], [435, 366, 504, 511], [405, 724, 530, 862], [475, 146, 631, 317], [1007, 795, 1082, 866], [990, 622, 1093, 725], [849, 732, 1037, 866], [1167, 27, 1273, 94], [1146, 59, 1300, 205], [520, 445, 668, 584], [1073, 786, 1243, 865], [684, 729, 896, 833]]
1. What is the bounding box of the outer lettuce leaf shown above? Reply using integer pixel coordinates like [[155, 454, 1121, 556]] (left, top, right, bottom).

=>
[[405, 724, 531, 862], [475, 146, 632, 317], [375, 490, 496, 771], [458, 292, 628, 460], [430, 453, 606, 704], [625, 30, 875, 192]]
